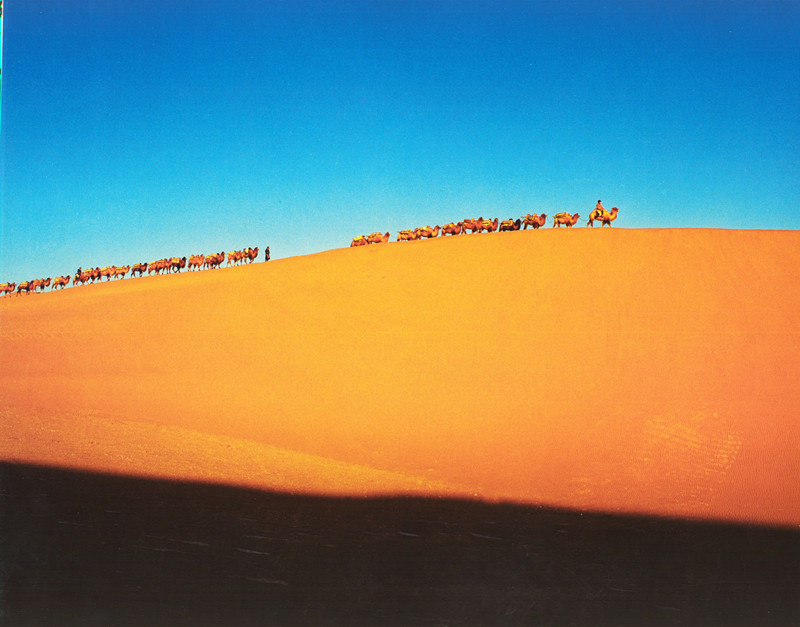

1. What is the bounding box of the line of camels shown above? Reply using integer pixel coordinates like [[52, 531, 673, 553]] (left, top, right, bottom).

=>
[[0, 246, 271, 296], [351, 207, 619, 246], [3, 206, 621, 295]]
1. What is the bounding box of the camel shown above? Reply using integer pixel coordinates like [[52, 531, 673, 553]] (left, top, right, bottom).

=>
[[480, 218, 500, 233], [16, 281, 32, 295], [74, 267, 99, 285], [0, 282, 16, 296], [168, 257, 186, 273], [187, 255, 205, 271], [148, 260, 168, 275], [30, 278, 51, 292], [131, 262, 149, 277], [351, 236, 368, 247], [111, 266, 130, 280], [460, 218, 484, 234], [52, 276, 71, 290], [227, 249, 255, 265], [366, 232, 390, 244], [204, 252, 225, 269], [417, 225, 440, 239], [499, 219, 522, 232], [522, 214, 547, 229], [442, 222, 462, 236], [587, 206, 619, 227], [397, 229, 419, 242], [553, 212, 580, 228]]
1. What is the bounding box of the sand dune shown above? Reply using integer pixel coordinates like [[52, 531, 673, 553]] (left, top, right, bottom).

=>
[[2, 228, 799, 527]]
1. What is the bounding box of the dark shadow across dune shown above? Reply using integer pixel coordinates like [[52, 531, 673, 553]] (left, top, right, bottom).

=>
[[2, 462, 799, 626]]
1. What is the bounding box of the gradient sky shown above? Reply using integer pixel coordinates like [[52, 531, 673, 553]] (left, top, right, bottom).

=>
[[1, 0, 798, 283]]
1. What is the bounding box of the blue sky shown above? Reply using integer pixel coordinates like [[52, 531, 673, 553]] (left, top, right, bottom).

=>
[[1, 0, 798, 283]]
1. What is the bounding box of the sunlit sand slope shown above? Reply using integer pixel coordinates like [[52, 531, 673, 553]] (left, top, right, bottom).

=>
[[2, 229, 799, 526]]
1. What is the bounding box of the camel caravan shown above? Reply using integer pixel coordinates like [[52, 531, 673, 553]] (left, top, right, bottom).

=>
[[2, 245, 269, 296], [350, 205, 620, 246], [4, 203, 620, 296]]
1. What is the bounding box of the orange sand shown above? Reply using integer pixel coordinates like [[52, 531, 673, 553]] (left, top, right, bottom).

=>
[[2, 228, 799, 527]]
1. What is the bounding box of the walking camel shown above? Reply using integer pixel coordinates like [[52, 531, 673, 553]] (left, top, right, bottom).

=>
[[366, 232, 391, 244], [522, 214, 547, 229], [553, 213, 580, 228], [416, 225, 440, 239], [499, 219, 522, 231]]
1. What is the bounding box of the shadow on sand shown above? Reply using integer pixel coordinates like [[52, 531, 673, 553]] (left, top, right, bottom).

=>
[[2, 462, 799, 626]]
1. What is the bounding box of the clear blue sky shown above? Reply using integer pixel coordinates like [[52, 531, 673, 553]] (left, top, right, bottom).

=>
[[1, 0, 798, 283]]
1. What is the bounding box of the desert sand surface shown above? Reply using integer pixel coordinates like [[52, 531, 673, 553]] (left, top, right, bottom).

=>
[[2, 228, 800, 527]]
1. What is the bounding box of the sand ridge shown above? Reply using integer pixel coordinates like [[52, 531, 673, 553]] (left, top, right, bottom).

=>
[[2, 228, 799, 526]]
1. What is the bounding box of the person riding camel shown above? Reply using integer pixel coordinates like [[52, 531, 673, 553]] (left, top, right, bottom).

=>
[[595, 200, 606, 221]]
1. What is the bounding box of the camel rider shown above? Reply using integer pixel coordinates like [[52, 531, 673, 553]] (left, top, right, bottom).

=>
[[595, 200, 606, 220]]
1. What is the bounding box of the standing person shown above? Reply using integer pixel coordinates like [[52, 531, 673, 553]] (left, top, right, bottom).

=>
[[264, 246, 270, 262]]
